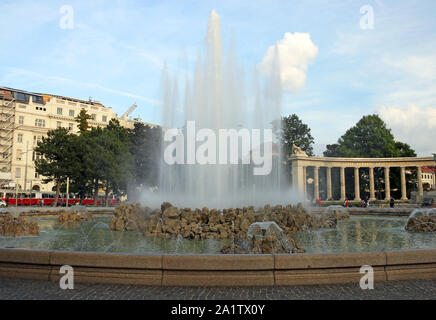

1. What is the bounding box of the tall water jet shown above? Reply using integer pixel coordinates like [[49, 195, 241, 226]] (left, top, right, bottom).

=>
[[153, 10, 296, 208]]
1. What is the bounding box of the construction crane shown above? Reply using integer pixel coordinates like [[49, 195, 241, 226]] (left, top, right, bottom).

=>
[[121, 102, 137, 119]]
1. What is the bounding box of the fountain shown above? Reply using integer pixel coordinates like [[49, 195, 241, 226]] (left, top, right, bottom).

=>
[[406, 208, 436, 232], [0, 208, 39, 237], [140, 9, 298, 209]]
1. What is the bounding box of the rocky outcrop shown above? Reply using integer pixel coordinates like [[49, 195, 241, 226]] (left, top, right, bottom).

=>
[[0, 215, 39, 237], [109, 202, 348, 240], [405, 209, 436, 232], [221, 234, 306, 254]]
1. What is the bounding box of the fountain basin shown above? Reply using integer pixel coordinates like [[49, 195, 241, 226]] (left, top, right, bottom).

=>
[[0, 248, 435, 286]]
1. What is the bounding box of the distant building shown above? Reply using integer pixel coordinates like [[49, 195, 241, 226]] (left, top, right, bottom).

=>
[[0, 86, 154, 193], [422, 166, 435, 190]]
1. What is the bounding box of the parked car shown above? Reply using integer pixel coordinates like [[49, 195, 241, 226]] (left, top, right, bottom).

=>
[[421, 198, 434, 207]]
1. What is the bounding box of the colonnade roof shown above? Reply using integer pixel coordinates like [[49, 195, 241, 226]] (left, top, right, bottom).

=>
[[289, 155, 435, 168]]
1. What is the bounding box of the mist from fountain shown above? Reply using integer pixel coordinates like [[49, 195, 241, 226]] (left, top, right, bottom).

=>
[[141, 10, 303, 209]]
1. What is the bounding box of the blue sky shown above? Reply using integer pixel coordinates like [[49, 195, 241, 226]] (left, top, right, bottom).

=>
[[1, 0, 436, 156]]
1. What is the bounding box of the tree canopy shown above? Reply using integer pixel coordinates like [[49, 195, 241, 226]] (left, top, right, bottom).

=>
[[34, 128, 76, 204], [74, 108, 92, 133], [272, 114, 315, 157], [324, 114, 416, 158], [323, 114, 417, 200], [34, 119, 161, 205]]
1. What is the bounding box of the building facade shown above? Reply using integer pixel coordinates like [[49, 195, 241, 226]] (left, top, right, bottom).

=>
[[0, 87, 151, 193], [421, 166, 435, 190]]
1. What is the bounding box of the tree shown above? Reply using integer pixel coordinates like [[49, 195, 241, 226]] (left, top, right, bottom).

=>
[[34, 128, 75, 206], [80, 119, 133, 205], [127, 123, 162, 201], [323, 114, 417, 199], [272, 114, 315, 157], [75, 108, 92, 133], [324, 115, 399, 158]]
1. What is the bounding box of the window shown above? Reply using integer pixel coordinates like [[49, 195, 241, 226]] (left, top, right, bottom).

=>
[[57, 108, 63, 115], [32, 95, 43, 104], [17, 134, 23, 143], [102, 115, 107, 122], [68, 123, 74, 131], [16, 149, 22, 161], [15, 168, 21, 178], [69, 110, 75, 117], [16, 92, 29, 102], [35, 172, 39, 179], [18, 116, 24, 125], [35, 119, 45, 127], [57, 121, 62, 128]]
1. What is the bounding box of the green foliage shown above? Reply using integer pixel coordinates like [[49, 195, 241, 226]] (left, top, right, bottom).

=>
[[323, 114, 414, 158], [34, 128, 76, 202], [272, 114, 315, 157], [323, 114, 417, 200], [74, 108, 92, 133], [128, 123, 162, 201], [34, 116, 163, 203]]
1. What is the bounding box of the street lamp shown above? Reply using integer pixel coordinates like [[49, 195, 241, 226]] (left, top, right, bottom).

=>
[[19, 141, 32, 194]]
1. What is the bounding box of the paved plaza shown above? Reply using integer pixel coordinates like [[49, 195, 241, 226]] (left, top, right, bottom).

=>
[[0, 277, 435, 300]]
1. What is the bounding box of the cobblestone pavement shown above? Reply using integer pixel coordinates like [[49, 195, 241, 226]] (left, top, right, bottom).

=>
[[0, 277, 435, 300]]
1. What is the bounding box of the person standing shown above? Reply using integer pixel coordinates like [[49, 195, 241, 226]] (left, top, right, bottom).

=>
[[344, 198, 349, 207], [390, 198, 395, 208]]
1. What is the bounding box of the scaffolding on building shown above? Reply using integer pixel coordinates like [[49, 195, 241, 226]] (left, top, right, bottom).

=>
[[0, 89, 16, 189]]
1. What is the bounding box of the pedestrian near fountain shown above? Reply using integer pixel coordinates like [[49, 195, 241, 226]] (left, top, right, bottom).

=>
[[390, 198, 395, 208], [344, 198, 349, 207], [317, 198, 322, 207]]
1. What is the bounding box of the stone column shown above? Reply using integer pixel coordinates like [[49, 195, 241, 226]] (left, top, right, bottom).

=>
[[314, 166, 319, 201], [369, 167, 376, 201], [313, 167, 319, 201], [417, 166, 423, 201], [384, 167, 391, 200], [291, 159, 305, 195], [354, 167, 360, 201], [401, 167, 408, 200], [340, 167, 346, 201], [303, 166, 307, 200], [326, 166, 332, 200]]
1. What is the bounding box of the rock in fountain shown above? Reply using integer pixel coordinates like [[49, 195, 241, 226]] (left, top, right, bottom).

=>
[[405, 208, 436, 232], [221, 221, 306, 254], [0, 211, 39, 237], [110, 202, 346, 247], [58, 207, 94, 223]]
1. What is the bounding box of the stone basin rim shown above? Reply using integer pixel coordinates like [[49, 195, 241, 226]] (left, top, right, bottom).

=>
[[0, 247, 435, 287]]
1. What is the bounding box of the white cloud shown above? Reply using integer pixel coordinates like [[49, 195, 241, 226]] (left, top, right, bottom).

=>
[[377, 104, 436, 156], [259, 32, 318, 92]]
